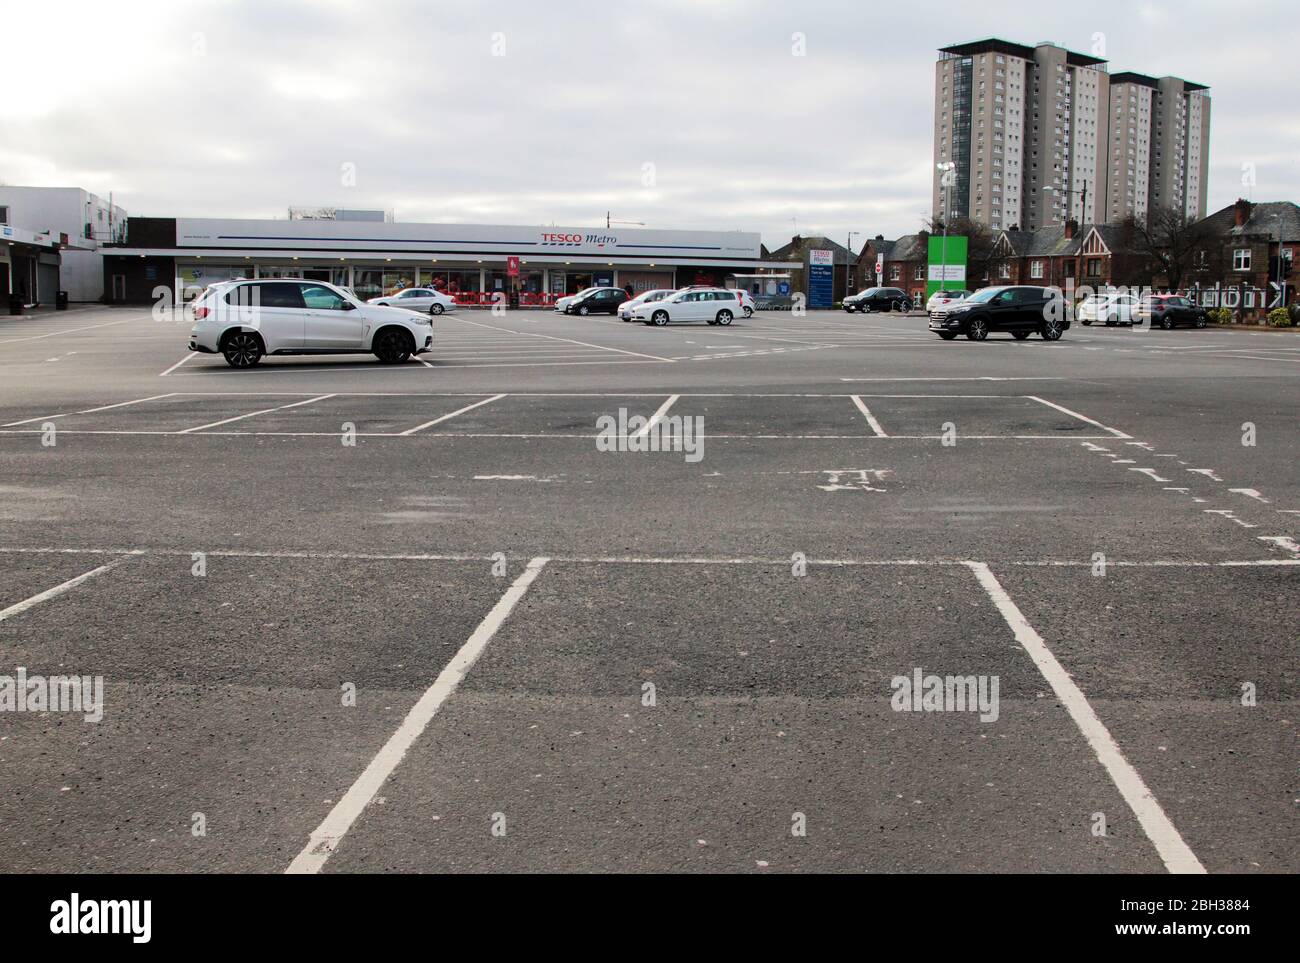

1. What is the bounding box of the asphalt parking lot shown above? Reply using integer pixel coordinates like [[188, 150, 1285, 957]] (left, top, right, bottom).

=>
[[0, 304, 1295, 873]]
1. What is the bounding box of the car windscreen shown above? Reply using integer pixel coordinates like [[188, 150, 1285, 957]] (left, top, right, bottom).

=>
[[966, 288, 1001, 304]]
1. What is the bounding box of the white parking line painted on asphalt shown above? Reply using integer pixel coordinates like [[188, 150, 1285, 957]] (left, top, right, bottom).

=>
[[633, 394, 680, 439], [177, 394, 335, 433], [286, 556, 551, 874], [0, 393, 179, 427], [398, 393, 507, 435], [1024, 396, 1132, 439], [159, 353, 196, 377], [840, 377, 1064, 382], [0, 556, 137, 623], [444, 314, 678, 363], [4, 546, 1295, 567], [964, 561, 1206, 875], [0, 428, 1125, 440], [849, 395, 888, 437], [0, 315, 146, 345]]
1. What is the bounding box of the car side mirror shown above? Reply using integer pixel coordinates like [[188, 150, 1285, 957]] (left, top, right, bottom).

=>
[[342, 301, 356, 310]]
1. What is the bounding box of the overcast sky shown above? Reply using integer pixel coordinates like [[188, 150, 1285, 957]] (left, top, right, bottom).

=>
[[2, 0, 1295, 250]]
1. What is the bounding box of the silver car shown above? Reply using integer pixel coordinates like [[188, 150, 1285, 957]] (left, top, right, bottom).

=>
[[368, 287, 457, 315]]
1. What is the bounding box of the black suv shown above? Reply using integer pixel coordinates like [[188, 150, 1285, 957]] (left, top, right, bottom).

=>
[[568, 287, 629, 316], [844, 287, 912, 313], [929, 285, 1070, 341]]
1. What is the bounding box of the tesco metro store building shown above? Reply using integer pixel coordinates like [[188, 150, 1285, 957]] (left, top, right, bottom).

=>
[[103, 216, 799, 306]]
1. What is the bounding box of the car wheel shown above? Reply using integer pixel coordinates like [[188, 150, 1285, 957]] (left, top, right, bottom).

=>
[[577, 305, 589, 316], [1195, 316, 1207, 328], [966, 316, 988, 341], [716, 310, 733, 326], [373, 327, 413, 364], [430, 303, 444, 315], [651, 310, 670, 327], [743, 307, 753, 318], [1012, 330, 1031, 340], [1161, 317, 1174, 330], [937, 332, 958, 340], [221, 331, 263, 368], [1041, 317, 1063, 340], [1081, 319, 1092, 325]]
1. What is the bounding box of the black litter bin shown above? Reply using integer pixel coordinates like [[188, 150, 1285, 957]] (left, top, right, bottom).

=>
[[7, 295, 23, 316], [56, 291, 69, 311]]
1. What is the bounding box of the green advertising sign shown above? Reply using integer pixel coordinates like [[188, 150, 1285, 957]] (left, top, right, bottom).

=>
[[926, 235, 968, 298]]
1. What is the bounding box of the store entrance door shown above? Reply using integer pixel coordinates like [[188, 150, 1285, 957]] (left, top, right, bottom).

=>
[[566, 272, 593, 294]]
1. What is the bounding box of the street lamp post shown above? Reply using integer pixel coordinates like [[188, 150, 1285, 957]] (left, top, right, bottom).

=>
[[846, 230, 860, 298], [1040, 180, 1088, 226], [936, 163, 957, 292]]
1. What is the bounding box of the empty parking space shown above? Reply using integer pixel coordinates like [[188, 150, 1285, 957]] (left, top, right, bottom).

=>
[[986, 564, 1299, 873], [0, 553, 511, 872], [322, 562, 1163, 872]]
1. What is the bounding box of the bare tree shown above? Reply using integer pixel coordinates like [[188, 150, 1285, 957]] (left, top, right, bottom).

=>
[[1127, 209, 1225, 291]]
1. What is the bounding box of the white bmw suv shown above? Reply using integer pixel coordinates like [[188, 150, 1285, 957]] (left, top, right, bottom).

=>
[[189, 279, 435, 367]]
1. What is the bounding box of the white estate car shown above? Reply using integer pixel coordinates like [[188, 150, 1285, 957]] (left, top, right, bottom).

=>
[[368, 287, 457, 315], [189, 278, 435, 367], [632, 287, 741, 326], [618, 288, 678, 321], [555, 287, 603, 312], [925, 289, 972, 314], [1077, 292, 1140, 327]]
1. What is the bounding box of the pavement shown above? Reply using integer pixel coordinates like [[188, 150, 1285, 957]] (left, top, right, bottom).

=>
[[0, 304, 1295, 873]]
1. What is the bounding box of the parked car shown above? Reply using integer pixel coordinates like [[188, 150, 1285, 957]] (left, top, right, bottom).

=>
[[1136, 294, 1208, 329], [368, 287, 456, 315], [633, 288, 740, 326], [925, 289, 972, 314], [189, 279, 434, 367], [844, 287, 912, 313], [734, 289, 756, 317], [1077, 292, 1140, 327], [568, 287, 630, 315], [929, 285, 1070, 341], [555, 287, 602, 312], [619, 289, 678, 321]]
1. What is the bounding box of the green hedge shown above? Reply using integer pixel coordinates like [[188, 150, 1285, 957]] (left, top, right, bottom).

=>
[[1267, 307, 1294, 328], [1208, 308, 1234, 325]]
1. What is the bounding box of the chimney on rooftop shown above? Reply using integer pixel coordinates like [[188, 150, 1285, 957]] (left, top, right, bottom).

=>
[[1064, 219, 1079, 240], [1233, 198, 1252, 227]]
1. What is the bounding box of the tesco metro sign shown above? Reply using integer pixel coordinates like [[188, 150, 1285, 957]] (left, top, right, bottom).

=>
[[539, 232, 617, 247]]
